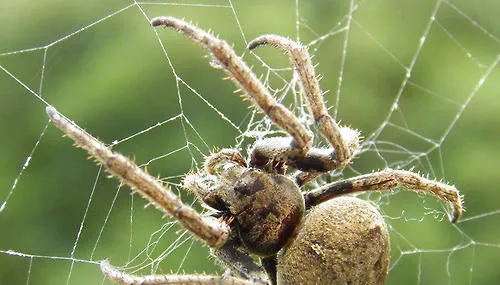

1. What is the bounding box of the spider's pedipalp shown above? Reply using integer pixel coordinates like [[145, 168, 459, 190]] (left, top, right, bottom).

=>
[[46, 106, 229, 248], [248, 35, 355, 166], [151, 17, 312, 152], [303, 169, 463, 222]]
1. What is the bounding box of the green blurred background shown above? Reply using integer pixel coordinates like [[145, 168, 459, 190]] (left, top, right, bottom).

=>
[[1, 0, 499, 284]]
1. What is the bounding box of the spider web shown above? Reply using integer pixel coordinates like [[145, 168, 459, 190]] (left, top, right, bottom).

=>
[[1, 0, 499, 284]]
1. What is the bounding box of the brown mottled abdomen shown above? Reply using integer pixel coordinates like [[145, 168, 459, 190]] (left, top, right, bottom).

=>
[[277, 196, 390, 285]]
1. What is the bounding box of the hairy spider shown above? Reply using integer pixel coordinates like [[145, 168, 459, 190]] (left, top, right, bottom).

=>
[[46, 16, 463, 285]]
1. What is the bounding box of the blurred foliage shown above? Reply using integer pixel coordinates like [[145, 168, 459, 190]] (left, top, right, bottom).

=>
[[1, 0, 499, 284]]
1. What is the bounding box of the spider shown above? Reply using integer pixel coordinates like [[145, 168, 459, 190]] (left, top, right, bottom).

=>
[[45, 16, 463, 285]]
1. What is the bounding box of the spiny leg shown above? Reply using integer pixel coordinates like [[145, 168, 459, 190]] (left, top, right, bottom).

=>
[[303, 169, 463, 222], [211, 238, 268, 282], [46, 106, 229, 248], [151, 17, 312, 152], [248, 35, 356, 166], [101, 260, 268, 285], [249, 137, 359, 183]]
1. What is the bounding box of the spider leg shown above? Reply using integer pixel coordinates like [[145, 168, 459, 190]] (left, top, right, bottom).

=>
[[46, 106, 229, 248], [249, 137, 358, 176], [260, 256, 277, 285], [248, 35, 357, 166], [151, 17, 312, 152], [211, 238, 268, 282], [303, 169, 463, 222], [101, 260, 268, 285]]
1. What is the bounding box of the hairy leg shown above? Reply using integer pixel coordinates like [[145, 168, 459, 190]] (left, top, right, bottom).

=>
[[101, 261, 267, 285], [46, 106, 229, 248], [248, 35, 358, 166], [303, 169, 463, 222], [152, 17, 312, 152]]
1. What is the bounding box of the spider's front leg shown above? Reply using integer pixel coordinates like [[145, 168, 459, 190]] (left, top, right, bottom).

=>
[[46, 106, 230, 247], [151, 17, 312, 152], [248, 35, 358, 167], [47, 106, 269, 284]]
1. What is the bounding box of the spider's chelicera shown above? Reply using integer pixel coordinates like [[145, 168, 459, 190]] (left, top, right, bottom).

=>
[[46, 16, 463, 285]]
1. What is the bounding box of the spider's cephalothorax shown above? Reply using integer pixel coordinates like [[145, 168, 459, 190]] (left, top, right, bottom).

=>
[[200, 161, 305, 257], [46, 16, 464, 285]]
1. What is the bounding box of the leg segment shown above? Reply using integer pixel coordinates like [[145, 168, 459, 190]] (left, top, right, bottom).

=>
[[303, 169, 463, 222], [46, 106, 229, 248], [211, 238, 268, 282], [101, 260, 268, 285], [152, 17, 312, 152], [249, 137, 358, 176], [248, 35, 357, 166]]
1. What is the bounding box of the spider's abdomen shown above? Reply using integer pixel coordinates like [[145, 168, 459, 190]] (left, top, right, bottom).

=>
[[228, 169, 305, 257], [277, 197, 390, 285]]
